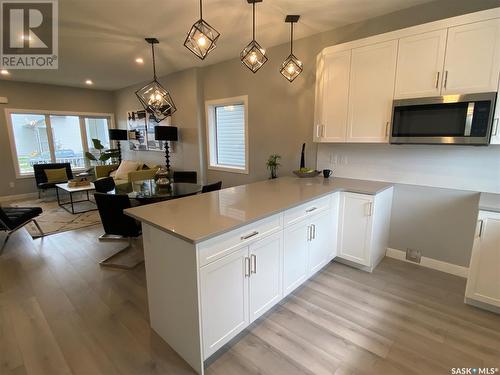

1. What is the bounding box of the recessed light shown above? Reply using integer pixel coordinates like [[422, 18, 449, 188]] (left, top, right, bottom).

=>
[[85, 79, 93, 85], [135, 58, 144, 64], [0, 69, 9, 76]]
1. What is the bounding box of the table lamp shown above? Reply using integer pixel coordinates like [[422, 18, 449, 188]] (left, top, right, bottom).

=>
[[108, 129, 128, 163], [154, 126, 178, 172]]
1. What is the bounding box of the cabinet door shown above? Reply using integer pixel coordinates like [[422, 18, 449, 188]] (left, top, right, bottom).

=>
[[249, 232, 282, 322], [466, 211, 500, 307], [283, 220, 309, 296], [308, 210, 334, 276], [338, 193, 374, 267], [315, 50, 351, 142], [347, 40, 398, 143], [200, 247, 249, 358], [443, 19, 500, 94], [394, 29, 447, 99]]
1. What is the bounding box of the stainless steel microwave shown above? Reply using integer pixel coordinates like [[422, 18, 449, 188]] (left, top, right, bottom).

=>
[[390, 92, 497, 145]]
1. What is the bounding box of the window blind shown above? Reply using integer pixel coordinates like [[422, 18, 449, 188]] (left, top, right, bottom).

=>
[[215, 104, 245, 168]]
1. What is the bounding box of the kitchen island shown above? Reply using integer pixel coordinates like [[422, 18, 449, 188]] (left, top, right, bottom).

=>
[[126, 176, 394, 374]]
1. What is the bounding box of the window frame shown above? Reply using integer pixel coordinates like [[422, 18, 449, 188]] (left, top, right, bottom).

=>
[[205, 95, 249, 175], [4, 108, 116, 179]]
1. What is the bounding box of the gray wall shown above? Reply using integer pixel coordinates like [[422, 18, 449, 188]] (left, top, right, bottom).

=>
[[0, 80, 114, 197]]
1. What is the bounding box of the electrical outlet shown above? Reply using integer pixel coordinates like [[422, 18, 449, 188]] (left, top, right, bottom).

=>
[[406, 248, 421, 263], [9, 182, 15, 188]]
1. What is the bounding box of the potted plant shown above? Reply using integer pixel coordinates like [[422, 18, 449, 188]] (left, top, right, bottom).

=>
[[266, 154, 281, 179], [85, 138, 119, 165]]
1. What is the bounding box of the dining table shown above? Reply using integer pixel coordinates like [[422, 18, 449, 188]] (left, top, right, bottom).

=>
[[116, 179, 202, 204]]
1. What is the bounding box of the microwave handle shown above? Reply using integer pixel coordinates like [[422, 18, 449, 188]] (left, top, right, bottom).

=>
[[493, 118, 499, 136]]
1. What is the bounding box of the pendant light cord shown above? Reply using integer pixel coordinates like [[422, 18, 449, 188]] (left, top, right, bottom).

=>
[[151, 42, 157, 80], [290, 22, 294, 54], [199, 0, 203, 20], [252, 1, 255, 41]]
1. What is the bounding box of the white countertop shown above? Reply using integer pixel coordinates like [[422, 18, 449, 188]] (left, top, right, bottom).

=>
[[125, 176, 393, 244], [479, 193, 500, 213]]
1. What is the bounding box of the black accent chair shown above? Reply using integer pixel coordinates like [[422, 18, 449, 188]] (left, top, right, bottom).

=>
[[94, 177, 116, 193], [33, 163, 73, 198], [94, 193, 142, 269], [201, 181, 222, 193], [0, 206, 43, 254], [173, 171, 197, 184]]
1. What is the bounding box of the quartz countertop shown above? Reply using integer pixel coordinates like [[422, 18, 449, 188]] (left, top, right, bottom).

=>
[[479, 193, 500, 213], [125, 176, 393, 244]]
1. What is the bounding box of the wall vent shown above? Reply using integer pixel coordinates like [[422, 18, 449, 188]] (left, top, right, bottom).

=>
[[406, 248, 422, 263]]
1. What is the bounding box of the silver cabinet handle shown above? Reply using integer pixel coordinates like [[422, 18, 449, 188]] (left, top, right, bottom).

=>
[[250, 254, 256, 274], [478, 220, 484, 238], [307, 225, 311, 241], [366, 202, 373, 216], [312, 224, 316, 239], [492, 118, 499, 136], [435, 71, 440, 89], [244, 257, 251, 277], [316, 125, 321, 138], [444, 70, 448, 89], [241, 231, 259, 240], [321, 125, 325, 138], [306, 207, 317, 213]]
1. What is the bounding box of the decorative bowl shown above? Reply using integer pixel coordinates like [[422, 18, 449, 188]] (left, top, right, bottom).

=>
[[293, 170, 321, 178]]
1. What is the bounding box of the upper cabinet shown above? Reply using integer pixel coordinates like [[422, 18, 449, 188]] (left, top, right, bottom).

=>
[[314, 11, 500, 144], [443, 19, 500, 95], [347, 40, 397, 143], [394, 29, 447, 99]]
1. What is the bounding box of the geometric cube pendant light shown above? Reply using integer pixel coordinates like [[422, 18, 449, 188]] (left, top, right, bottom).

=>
[[240, 0, 268, 73], [184, 0, 220, 60], [280, 15, 303, 82], [135, 38, 177, 122]]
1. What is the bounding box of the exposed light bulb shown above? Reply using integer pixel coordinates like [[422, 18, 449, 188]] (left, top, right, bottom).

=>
[[249, 52, 257, 64], [197, 35, 207, 46], [287, 64, 295, 74]]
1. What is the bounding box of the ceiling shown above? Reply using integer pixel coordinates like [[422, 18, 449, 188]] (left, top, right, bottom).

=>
[[0, 0, 436, 90]]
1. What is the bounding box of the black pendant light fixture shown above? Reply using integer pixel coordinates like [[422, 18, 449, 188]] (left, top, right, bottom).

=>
[[184, 0, 220, 60], [240, 0, 268, 73], [280, 15, 303, 82], [135, 38, 177, 123]]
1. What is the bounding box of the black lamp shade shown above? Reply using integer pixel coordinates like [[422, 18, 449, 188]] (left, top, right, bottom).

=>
[[108, 129, 128, 141], [154, 126, 178, 141]]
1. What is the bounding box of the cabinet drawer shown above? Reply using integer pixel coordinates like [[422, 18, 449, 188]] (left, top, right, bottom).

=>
[[284, 195, 331, 227], [198, 214, 282, 267]]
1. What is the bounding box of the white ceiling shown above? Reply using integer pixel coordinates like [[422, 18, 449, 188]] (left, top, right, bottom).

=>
[[0, 0, 436, 90]]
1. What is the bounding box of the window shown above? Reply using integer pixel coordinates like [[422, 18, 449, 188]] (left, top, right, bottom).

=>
[[206, 96, 248, 174], [5, 110, 114, 177]]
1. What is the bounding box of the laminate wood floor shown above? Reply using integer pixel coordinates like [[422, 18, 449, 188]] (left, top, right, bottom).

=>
[[1, 225, 499, 375]]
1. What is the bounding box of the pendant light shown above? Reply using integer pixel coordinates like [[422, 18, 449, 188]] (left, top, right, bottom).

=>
[[184, 0, 220, 60], [135, 38, 177, 122], [280, 15, 303, 82], [240, 0, 268, 73]]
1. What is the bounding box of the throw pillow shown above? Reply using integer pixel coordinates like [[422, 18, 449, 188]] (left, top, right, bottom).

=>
[[45, 168, 68, 183], [114, 160, 141, 180]]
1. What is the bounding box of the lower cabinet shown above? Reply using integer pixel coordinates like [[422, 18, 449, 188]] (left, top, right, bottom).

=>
[[200, 232, 282, 359], [465, 210, 500, 312]]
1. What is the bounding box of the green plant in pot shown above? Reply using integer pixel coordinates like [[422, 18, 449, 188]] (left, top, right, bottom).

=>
[[85, 138, 120, 165], [266, 154, 281, 179]]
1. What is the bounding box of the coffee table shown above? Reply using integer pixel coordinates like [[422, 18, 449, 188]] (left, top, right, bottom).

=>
[[55, 182, 97, 214]]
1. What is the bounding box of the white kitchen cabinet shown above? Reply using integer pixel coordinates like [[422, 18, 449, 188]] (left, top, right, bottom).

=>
[[308, 209, 335, 275], [314, 50, 350, 142], [337, 189, 393, 272], [283, 220, 310, 295], [465, 210, 500, 313], [248, 232, 282, 322], [490, 80, 500, 145], [347, 40, 398, 143], [200, 247, 249, 358], [443, 19, 500, 95], [394, 29, 448, 99]]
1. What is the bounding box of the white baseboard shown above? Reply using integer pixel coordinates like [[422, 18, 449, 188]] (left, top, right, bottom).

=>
[[385, 248, 468, 278], [0, 192, 38, 203]]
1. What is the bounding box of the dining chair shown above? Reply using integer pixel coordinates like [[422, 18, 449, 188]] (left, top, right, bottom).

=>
[[173, 171, 197, 184], [93, 177, 116, 193], [201, 181, 222, 193]]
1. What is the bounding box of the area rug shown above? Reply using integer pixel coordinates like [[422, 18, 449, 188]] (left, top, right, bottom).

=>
[[10, 196, 101, 238]]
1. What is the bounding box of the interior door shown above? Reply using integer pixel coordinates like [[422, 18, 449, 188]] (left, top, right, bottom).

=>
[[249, 232, 282, 322], [200, 247, 249, 358], [319, 50, 351, 142], [443, 19, 500, 94], [466, 211, 500, 307], [347, 40, 398, 142], [308, 209, 334, 276], [394, 29, 447, 99], [283, 219, 309, 296], [338, 193, 374, 267]]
